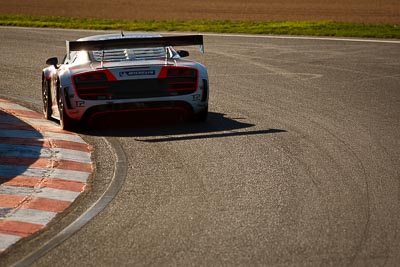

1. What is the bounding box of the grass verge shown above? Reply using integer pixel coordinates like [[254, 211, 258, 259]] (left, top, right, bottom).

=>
[[0, 14, 399, 38]]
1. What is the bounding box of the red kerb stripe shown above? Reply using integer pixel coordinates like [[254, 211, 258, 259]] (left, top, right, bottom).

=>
[[1, 176, 87, 192], [0, 137, 92, 152], [6, 109, 43, 119], [20, 197, 72, 213], [0, 156, 93, 172], [0, 195, 26, 208], [0, 194, 72, 213], [0, 220, 43, 237]]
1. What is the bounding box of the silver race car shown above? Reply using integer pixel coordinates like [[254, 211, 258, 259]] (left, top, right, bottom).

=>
[[42, 33, 209, 130]]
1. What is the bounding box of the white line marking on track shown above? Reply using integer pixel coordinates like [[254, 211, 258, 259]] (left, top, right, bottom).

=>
[[1, 26, 398, 44]]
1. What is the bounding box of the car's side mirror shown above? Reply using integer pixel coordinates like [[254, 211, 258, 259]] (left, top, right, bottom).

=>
[[177, 50, 190, 58], [46, 57, 58, 67]]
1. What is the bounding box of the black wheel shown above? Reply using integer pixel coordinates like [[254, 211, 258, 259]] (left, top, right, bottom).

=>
[[57, 90, 77, 131], [192, 106, 208, 122], [42, 78, 52, 120]]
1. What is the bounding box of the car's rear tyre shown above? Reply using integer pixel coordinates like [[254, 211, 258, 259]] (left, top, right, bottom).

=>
[[42, 78, 52, 120], [58, 91, 77, 131], [192, 106, 208, 122]]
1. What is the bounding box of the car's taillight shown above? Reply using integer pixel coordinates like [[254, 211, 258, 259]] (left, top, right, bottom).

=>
[[73, 71, 112, 100], [163, 67, 198, 95], [74, 72, 107, 83], [167, 68, 197, 78]]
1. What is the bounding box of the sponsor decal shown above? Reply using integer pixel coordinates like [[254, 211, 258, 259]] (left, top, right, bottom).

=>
[[75, 101, 85, 107], [119, 70, 155, 77], [192, 94, 201, 101]]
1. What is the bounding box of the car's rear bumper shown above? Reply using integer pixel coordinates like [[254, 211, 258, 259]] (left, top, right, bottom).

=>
[[81, 100, 195, 121]]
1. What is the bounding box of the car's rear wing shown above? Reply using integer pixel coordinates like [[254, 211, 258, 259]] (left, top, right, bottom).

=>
[[66, 35, 204, 58]]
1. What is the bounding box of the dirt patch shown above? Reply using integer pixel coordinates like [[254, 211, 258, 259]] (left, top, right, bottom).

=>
[[0, 0, 398, 24]]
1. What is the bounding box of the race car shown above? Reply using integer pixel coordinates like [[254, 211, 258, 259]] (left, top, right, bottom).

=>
[[42, 33, 209, 130]]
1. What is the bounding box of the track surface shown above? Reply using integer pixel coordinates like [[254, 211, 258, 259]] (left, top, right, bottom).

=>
[[0, 27, 399, 266]]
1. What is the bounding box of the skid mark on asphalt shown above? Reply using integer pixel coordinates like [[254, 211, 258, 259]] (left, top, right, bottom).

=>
[[208, 48, 323, 81], [0, 99, 93, 253]]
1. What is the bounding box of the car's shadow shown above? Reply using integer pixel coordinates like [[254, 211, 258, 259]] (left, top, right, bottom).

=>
[[80, 111, 287, 142], [0, 110, 44, 188]]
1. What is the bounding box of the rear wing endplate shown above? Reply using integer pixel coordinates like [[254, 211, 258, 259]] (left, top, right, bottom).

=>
[[66, 35, 204, 58]]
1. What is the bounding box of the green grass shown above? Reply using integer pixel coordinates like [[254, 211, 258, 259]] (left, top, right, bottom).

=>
[[1, 14, 399, 39]]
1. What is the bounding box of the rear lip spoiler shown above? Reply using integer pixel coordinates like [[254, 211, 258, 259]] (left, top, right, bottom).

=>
[[66, 35, 204, 58]]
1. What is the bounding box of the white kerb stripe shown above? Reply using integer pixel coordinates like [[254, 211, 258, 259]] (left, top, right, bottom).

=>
[[0, 186, 80, 202], [0, 233, 21, 251], [0, 144, 92, 163], [0, 129, 42, 139], [22, 118, 60, 127], [0, 165, 91, 183], [0, 186, 34, 196], [50, 147, 92, 163], [0, 129, 86, 144], [35, 187, 80, 202], [6, 208, 57, 225], [42, 131, 87, 144], [0, 115, 21, 123], [0, 102, 31, 111], [50, 168, 90, 182]]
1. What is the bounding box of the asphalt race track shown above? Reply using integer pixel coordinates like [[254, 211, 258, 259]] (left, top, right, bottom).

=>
[[0, 27, 399, 266]]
